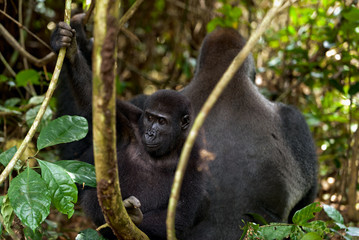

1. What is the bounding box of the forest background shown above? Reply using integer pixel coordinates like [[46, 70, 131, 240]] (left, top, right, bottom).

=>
[[0, 0, 358, 239]]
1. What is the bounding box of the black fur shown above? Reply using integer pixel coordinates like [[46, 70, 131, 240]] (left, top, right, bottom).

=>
[[51, 15, 318, 240], [51, 17, 205, 240], [181, 28, 317, 239]]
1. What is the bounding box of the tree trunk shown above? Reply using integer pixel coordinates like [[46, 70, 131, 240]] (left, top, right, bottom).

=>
[[92, 0, 149, 239]]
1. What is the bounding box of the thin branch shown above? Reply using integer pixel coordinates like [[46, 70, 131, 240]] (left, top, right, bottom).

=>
[[0, 0, 72, 185], [119, 0, 144, 28], [93, 0, 149, 238], [166, 0, 295, 239], [0, 23, 56, 67], [0, 9, 52, 51], [0, 51, 16, 77], [83, 0, 95, 25], [19, 0, 29, 69]]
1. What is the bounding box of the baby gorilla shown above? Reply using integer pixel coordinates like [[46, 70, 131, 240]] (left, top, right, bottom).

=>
[[81, 90, 205, 240]]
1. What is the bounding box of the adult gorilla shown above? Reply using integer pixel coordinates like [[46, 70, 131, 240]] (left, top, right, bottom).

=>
[[180, 28, 317, 239]]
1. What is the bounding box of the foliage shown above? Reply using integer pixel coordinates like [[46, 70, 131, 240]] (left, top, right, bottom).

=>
[[243, 202, 359, 240], [0, 0, 358, 238], [76, 228, 107, 240], [207, 0, 242, 32], [0, 116, 96, 237]]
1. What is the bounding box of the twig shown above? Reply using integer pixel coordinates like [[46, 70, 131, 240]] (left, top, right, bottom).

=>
[[119, 0, 145, 28], [0, 0, 72, 185], [0, 23, 56, 67], [166, 0, 295, 239], [0, 51, 16, 77], [0, 9, 52, 51], [19, 0, 29, 69], [83, 0, 95, 25]]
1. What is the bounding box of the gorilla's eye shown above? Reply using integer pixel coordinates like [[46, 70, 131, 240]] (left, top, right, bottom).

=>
[[147, 114, 153, 121], [158, 117, 166, 125]]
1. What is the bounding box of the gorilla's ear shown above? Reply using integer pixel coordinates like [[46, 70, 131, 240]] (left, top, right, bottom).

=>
[[181, 115, 190, 130]]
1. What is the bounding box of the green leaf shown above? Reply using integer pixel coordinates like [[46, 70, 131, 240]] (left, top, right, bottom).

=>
[[37, 115, 88, 150], [54, 160, 96, 188], [15, 69, 40, 87], [342, 7, 359, 23], [257, 224, 293, 239], [76, 229, 106, 240], [292, 202, 322, 225], [323, 204, 344, 224], [0, 105, 21, 116], [4, 98, 21, 107], [37, 159, 78, 218], [1, 195, 14, 231], [0, 74, 9, 83], [25, 105, 53, 131], [29, 96, 45, 105], [24, 226, 43, 240], [347, 227, 359, 236], [8, 168, 51, 231], [301, 232, 322, 240], [302, 220, 327, 232], [0, 146, 17, 167], [246, 212, 268, 225]]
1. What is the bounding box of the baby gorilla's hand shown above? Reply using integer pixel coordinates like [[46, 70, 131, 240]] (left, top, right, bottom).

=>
[[123, 196, 143, 226]]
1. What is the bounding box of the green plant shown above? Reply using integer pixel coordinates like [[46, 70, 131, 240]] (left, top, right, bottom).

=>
[[241, 202, 359, 240], [207, 0, 242, 32], [0, 115, 97, 239]]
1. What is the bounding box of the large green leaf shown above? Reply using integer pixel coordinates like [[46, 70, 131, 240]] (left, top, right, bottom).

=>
[[55, 160, 96, 188], [292, 202, 322, 225], [37, 115, 88, 150], [8, 168, 51, 231], [37, 159, 78, 218]]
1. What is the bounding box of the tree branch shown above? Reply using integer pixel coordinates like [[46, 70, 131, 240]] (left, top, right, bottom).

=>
[[0, 0, 72, 185], [92, 0, 148, 239], [166, 0, 296, 239], [119, 0, 144, 28], [0, 9, 52, 51], [0, 23, 56, 67]]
